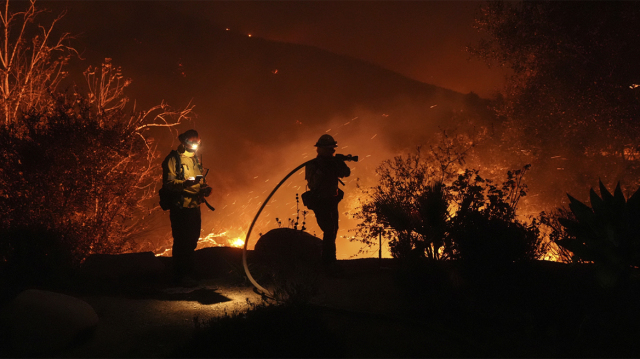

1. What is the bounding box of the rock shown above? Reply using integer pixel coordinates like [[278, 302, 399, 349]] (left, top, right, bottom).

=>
[[4, 289, 99, 356], [80, 251, 165, 282], [254, 228, 323, 274], [193, 246, 244, 278]]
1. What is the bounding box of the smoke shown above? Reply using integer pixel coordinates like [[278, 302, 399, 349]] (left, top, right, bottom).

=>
[[183, 92, 472, 259], [41, 1, 500, 258]]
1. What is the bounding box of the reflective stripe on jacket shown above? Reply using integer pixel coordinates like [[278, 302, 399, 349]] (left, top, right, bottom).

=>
[[162, 145, 204, 208]]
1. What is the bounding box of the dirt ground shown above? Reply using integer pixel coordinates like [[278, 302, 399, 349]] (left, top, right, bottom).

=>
[[58, 281, 262, 358], [54, 256, 401, 358], [7, 251, 640, 357]]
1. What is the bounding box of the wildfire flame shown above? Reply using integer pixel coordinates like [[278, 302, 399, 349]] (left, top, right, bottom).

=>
[[230, 237, 245, 247], [196, 231, 246, 250]]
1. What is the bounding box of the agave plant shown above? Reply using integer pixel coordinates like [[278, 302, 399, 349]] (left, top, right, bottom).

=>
[[557, 180, 640, 287]]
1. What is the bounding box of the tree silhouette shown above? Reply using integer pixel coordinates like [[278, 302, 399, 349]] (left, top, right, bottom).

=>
[[470, 1, 640, 204]]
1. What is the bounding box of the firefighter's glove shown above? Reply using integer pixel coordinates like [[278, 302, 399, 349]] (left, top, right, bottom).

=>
[[200, 184, 213, 197]]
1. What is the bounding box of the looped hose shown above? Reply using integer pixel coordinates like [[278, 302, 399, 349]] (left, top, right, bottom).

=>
[[242, 160, 313, 297]]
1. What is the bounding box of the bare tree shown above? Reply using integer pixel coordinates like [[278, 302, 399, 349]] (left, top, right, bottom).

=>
[[0, 57, 193, 263], [0, 0, 76, 125], [73, 59, 193, 254]]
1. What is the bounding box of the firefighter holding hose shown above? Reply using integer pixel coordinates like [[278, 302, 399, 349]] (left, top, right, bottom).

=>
[[304, 134, 352, 273], [161, 129, 212, 287]]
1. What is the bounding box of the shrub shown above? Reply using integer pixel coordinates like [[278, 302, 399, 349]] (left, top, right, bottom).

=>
[[353, 141, 543, 265], [0, 225, 75, 286], [0, 61, 191, 274], [449, 167, 542, 265], [353, 134, 471, 261], [0, 2, 192, 277]]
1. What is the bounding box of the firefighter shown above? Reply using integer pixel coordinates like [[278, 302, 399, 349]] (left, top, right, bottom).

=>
[[162, 129, 212, 287], [305, 134, 351, 270]]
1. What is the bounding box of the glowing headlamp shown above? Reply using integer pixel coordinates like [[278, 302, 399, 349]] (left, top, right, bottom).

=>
[[185, 138, 200, 150]]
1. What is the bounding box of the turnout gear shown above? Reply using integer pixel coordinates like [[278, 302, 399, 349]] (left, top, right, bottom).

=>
[[170, 206, 201, 281], [305, 139, 352, 264], [161, 129, 213, 286], [305, 156, 350, 200], [161, 145, 209, 209]]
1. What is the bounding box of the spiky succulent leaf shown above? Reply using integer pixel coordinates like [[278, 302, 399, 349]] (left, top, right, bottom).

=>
[[599, 179, 614, 204], [590, 188, 605, 216], [567, 194, 595, 223], [556, 183, 640, 287], [557, 217, 595, 241], [557, 237, 593, 261], [627, 186, 640, 213], [613, 182, 626, 209]]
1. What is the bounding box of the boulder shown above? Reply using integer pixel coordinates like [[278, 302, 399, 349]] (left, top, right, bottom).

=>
[[4, 289, 99, 356], [193, 246, 244, 278], [80, 251, 165, 282], [254, 228, 323, 274]]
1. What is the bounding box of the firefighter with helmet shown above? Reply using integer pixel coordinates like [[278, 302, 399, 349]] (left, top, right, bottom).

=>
[[162, 129, 212, 287], [305, 134, 351, 269]]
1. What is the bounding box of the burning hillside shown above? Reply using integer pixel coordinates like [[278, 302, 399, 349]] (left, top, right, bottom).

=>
[[36, 1, 634, 262], [52, 7, 491, 259]]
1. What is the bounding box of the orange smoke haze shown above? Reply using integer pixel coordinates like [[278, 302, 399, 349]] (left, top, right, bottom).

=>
[[37, 1, 571, 259], [150, 93, 475, 259]]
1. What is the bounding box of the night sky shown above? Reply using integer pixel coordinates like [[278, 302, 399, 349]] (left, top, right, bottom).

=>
[[37, 0, 506, 258]]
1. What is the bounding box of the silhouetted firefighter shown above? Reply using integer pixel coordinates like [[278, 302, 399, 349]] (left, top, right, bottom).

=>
[[304, 134, 354, 272], [160, 129, 212, 287]]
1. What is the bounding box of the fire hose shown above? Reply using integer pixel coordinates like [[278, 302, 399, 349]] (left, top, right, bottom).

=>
[[242, 160, 312, 297], [241, 154, 358, 297]]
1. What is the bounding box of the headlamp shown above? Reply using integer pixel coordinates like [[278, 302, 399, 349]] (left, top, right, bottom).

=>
[[185, 138, 200, 151]]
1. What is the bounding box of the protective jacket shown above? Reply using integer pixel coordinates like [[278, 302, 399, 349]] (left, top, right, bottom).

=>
[[162, 145, 206, 208], [305, 156, 351, 199]]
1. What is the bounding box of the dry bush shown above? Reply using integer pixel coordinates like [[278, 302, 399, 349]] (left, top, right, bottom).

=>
[[352, 132, 544, 265], [0, 0, 192, 281]]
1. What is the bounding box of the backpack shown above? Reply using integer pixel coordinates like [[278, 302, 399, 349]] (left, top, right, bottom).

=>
[[159, 150, 184, 211]]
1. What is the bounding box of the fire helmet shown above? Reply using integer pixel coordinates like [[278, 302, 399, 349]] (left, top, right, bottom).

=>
[[315, 134, 338, 148], [178, 129, 200, 151]]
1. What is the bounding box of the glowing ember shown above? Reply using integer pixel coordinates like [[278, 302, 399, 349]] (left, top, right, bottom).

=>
[[230, 237, 245, 248], [198, 232, 223, 248], [155, 248, 172, 257]]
